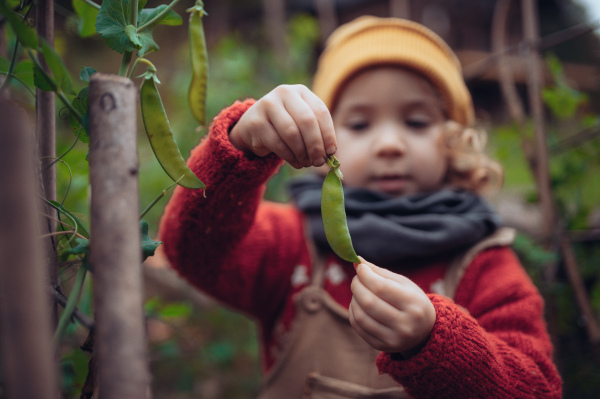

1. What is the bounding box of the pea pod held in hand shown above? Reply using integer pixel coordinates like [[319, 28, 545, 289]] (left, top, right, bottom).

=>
[[321, 155, 360, 264], [187, 1, 208, 126], [140, 66, 205, 189]]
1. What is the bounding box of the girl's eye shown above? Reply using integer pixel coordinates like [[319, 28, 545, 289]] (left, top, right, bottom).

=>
[[348, 120, 369, 131], [406, 117, 430, 129]]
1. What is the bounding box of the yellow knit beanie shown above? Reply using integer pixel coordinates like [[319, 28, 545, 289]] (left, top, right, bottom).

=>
[[312, 16, 474, 126]]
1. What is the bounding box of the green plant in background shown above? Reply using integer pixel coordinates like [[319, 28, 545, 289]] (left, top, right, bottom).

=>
[[1, 1, 322, 395], [0, 0, 209, 396], [491, 53, 600, 398]]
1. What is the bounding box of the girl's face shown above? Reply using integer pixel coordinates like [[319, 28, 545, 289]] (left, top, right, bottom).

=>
[[331, 67, 448, 197]]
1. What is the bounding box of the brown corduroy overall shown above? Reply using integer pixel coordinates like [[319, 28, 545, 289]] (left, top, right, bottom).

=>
[[257, 228, 515, 399]]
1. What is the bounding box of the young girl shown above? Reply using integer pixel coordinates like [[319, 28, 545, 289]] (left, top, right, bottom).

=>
[[159, 16, 562, 398]]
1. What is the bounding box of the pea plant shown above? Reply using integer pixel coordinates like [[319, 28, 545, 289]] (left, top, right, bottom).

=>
[[0, 0, 208, 395]]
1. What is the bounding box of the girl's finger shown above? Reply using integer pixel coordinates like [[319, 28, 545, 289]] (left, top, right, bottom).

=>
[[355, 261, 420, 311], [265, 99, 310, 167], [351, 274, 403, 328], [281, 92, 325, 166], [299, 89, 337, 157], [349, 300, 390, 350], [248, 122, 302, 168]]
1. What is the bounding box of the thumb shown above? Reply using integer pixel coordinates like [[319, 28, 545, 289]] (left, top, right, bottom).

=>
[[357, 256, 411, 286]]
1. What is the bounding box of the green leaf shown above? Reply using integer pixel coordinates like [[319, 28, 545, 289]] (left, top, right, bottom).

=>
[[0, 2, 38, 48], [137, 0, 147, 12], [80, 66, 97, 82], [136, 6, 182, 56], [140, 5, 182, 26], [13, 60, 34, 87], [159, 302, 193, 318], [0, 56, 9, 71], [69, 86, 90, 143], [5, 0, 21, 8], [96, 0, 142, 53], [141, 220, 162, 261], [125, 24, 142, 48], [72, 0, 99, 37], [33, 63, 55, 91], [62, 237, 89, 257], [33, 41, 75, 95]]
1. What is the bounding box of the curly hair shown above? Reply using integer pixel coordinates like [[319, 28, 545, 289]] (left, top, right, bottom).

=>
[[440, 121, 504, 195]]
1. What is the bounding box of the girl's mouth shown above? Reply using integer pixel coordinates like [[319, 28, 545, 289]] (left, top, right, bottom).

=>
[[371, 175, 410, 194]]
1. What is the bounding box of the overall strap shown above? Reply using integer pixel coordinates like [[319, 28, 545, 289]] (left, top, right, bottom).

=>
[[304, 218, 327, 288], [443, 227, 516, 299]]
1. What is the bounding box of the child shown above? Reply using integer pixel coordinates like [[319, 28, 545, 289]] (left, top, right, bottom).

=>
[[159, 16, 562, 398]]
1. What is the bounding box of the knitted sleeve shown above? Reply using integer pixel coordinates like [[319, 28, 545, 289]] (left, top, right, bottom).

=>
[[158, 100, 308, 325], [376, 247, 562, 398]]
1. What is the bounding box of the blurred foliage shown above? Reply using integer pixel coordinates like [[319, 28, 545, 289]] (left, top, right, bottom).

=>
[[490, 52, 600, 398]]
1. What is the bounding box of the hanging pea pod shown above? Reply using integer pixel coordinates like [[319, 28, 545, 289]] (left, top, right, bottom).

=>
[[321, 155, 360, 264], [187, 0, 208, 126], [140, 65, 205, 189]]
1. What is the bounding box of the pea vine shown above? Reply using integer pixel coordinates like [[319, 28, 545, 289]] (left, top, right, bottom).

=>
[[0, 0, 208, 373]]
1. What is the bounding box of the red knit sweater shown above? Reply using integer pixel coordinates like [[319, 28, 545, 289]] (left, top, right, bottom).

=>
[[159, 100, 562, 398]]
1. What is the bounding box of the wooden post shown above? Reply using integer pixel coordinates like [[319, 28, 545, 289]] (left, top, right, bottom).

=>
[[262, 0, 287, 66], [521, 0, 553, 234], [492, 0, 525, 125], [36, 0, 60, 330], [314, 0, 337, 44], [88, 74, 150, 398], [0, 101, 58, 399], [390, 0, 411, 19]]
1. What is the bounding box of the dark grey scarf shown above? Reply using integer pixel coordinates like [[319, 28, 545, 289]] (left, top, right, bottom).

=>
[[288, 174, 502, 267]]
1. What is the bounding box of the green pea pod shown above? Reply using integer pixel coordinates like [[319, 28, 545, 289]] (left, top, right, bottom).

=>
[[140, 67, 205, 189], [321, 155, 360, 264], [187, 1, 208, 126]]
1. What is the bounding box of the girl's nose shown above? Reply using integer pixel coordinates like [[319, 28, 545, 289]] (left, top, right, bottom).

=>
[[373, 123, 406, 158]]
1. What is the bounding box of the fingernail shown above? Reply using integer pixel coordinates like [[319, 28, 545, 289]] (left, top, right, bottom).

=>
[[313, 157, 325, 166], [326, 146, 336, 155]]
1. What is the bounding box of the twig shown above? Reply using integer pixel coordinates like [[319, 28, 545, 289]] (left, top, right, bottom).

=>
[[42, 126, 83, 172], [464, 20, 600, 81], [50, 286, 94, 330], [492, 0, 525, 124], [550, 126, 600, 155], [559, 231, 600, 343], [139, 178, 179, 219], [569, 229, 600, 242], [40, 230, 86, 240], [53, 265, 89, 348], [80, 329, 96, 399], [40, 211, 76, 231]]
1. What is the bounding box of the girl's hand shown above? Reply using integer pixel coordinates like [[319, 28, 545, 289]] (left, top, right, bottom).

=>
[[229, 84, 337, 169], [349, 257, 436, 356]]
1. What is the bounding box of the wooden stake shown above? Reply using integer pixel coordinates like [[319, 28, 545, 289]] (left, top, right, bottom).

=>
[[0, 101, 59, 399], [36, 0, 60, 332], [314, 0, 338, 44], [88, 73, 150, 399], [390, 0, 411, 19]]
